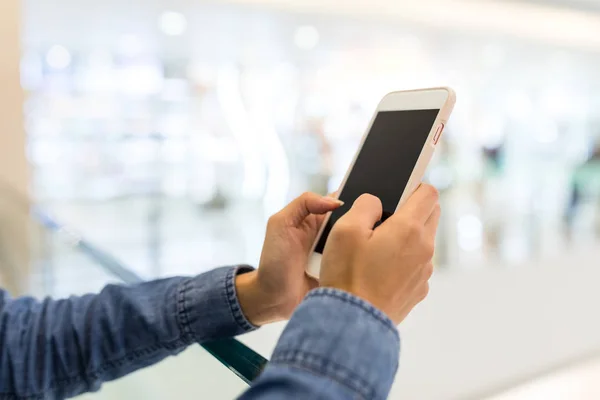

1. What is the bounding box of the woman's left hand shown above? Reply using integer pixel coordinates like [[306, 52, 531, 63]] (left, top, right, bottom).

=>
[[236, 192, 342, 326]]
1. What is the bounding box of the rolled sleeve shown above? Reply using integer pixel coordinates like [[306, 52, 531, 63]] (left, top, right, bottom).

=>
[[266, 288, 400, 400], [0, 266, 260, 399], [178, 266, 258, 343]]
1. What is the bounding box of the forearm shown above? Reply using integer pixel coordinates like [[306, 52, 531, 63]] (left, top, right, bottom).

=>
[[0, 266, 256, 399], [240, 288, 400, 400]]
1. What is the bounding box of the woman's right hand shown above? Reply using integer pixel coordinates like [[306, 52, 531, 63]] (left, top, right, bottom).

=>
[[319, 184, 441, 325]]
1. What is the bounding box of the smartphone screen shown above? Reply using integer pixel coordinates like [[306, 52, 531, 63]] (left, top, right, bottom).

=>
[[314, 109, 440, 254]]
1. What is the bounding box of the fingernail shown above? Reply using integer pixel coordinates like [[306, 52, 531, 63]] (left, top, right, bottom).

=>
[[324, 197, 344, 206]]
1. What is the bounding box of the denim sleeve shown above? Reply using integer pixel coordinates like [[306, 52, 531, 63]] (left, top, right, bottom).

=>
[[0, 266, 256, 400], [240, 288, 400, 400]]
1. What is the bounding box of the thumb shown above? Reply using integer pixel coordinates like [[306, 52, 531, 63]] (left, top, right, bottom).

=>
[[280, 192, 344, 227], [340, 193, 383, 231]]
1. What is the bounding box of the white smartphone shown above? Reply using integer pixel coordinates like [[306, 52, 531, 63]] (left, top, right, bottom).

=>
[[307, 87, 456, 278]]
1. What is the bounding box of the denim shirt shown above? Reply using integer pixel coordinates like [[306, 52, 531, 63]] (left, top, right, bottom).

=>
[[0, 266, 400, 400]]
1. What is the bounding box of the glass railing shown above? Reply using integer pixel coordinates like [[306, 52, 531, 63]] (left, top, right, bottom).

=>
[[0, 185, 267, 399]]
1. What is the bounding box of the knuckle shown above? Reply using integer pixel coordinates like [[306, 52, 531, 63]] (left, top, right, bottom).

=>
[[267, 213, 281, 228], [423, 262, 434, 280], [423, 242, 436, 260], [300, 191, 313, 201], [331, 220, 361, 239], [406, 220, 422, 236], [419, 283, 430, 301]]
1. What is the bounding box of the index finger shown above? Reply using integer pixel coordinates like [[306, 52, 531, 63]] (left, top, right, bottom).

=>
[[278, 192, 344, 227], [397, 184, 440, 223]]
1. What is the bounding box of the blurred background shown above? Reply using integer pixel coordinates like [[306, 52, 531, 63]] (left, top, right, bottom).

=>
[[20, 0, 600, 276], [2, 0, 600, 399]]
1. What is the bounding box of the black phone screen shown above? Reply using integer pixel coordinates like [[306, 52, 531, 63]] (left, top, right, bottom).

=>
[[314, 109, 440, 254]]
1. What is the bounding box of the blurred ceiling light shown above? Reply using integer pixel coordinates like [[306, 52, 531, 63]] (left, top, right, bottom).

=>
[[235, 0, 600, 51], [46, 45, 71, 70], [159, 11, 187, 36], [294, 26, 320, 50], [427, 166, 453, 190]]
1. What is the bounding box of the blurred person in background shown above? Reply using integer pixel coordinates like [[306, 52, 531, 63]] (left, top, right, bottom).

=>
[[1, 185, 439, 400], [289, 117, 333, 195], [565, 142, 600, 236]]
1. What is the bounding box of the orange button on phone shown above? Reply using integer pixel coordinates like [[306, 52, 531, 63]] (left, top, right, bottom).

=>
[[433, 123, 444, 145]]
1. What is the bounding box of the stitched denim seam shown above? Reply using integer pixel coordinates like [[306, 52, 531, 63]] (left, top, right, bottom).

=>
[[0, 339, 187, 400], [177, 278, 195, 343], [271, 349, 375, 399], [225, 267, 255, 332], [269, 361, 369, 400], [306, 289, 398, 340]]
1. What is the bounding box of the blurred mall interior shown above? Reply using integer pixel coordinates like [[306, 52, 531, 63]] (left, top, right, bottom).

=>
[[1, 0, 600, 398]]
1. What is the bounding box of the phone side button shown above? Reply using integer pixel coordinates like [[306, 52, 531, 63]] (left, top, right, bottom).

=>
[[433, 123, 445, 145]]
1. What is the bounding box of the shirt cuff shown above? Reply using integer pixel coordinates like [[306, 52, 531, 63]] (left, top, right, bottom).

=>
[[177, 266, 258, 343], [270, 288, 400, 400]]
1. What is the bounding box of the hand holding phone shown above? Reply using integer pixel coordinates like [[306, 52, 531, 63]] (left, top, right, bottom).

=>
[[319, 184, 441, 325], [307, 87, 455, 278]]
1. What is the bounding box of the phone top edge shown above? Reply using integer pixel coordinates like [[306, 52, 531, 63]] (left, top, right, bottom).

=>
[[377, 87, 455, 112]]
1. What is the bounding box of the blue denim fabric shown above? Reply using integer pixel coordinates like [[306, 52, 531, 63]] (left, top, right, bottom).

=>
[[240, 288, 400, 400], [1, 268, 400, 400], [0, 266, 256, 400]]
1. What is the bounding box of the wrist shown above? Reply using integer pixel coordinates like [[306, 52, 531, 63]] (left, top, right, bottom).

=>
[[320, 282, 397, 325], [235, 270, 283, 326]]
